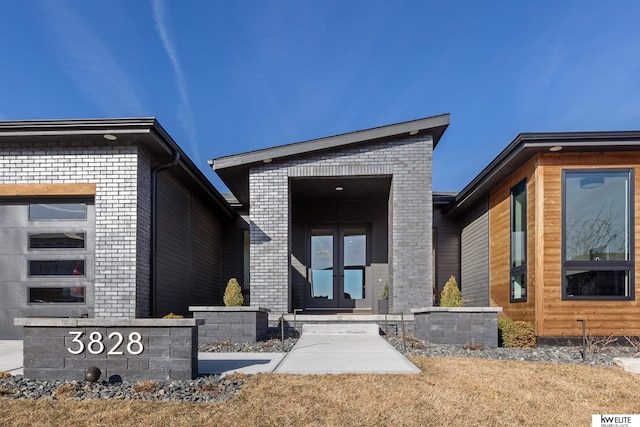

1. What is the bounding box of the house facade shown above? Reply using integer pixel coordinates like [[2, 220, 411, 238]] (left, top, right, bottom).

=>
[[4, 115, 640, 341], [443, 131, 640, 340], [0, 119, 239, 338], [212, 115, 450, 315]]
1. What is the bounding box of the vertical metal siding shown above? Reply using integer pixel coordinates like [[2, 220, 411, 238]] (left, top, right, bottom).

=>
[[155, 173, 225, 316], [460, 201, 490, 306]]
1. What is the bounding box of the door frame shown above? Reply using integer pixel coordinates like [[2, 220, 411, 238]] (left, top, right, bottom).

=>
[[304, 223, 371, 311]]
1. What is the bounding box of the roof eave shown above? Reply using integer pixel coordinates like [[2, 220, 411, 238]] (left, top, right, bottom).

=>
[[211, 114, 450, 171], [445, 130, 640, 215]]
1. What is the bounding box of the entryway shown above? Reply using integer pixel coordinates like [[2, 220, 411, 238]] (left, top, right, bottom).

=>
[[305, 224, 369, 310]]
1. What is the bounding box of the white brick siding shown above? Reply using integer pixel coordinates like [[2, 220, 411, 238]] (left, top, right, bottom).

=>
[[0, 141, 142, 319]]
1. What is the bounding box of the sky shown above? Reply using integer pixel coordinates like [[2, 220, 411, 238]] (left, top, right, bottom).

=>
[[2, 1, 640, 193]]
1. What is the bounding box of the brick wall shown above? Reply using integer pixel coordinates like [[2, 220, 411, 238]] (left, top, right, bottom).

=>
[[412, 307, 501, 347], [248, 135, 433, 313], [191, 306, 269, 344], [0, 141, 140, 319], [16, 318, 201, 381]]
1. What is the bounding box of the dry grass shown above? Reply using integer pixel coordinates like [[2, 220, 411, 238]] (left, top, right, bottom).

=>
[[2, 356, 640, 426], [131, 380, 158, 394], [0, 371, 11, 379], [52, 383, 77, 400]]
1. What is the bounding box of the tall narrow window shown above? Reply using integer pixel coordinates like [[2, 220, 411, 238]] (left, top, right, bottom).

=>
[[510, 180, 527, 302], [563, 170, 633, 299]]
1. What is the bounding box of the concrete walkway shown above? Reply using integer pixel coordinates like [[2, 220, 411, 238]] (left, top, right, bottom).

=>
[[0, 340, 23, 375], [0, 324, 420, 377], [274, 323, 420, 374]]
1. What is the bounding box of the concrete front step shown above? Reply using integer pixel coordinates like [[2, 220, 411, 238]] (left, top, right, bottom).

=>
[[302, 323, 380, 335], [274, 313, 415, 323]]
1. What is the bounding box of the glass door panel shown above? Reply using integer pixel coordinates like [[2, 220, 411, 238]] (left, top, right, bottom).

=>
[[311, 228, 334, 300], [342, 228, 366, 300]]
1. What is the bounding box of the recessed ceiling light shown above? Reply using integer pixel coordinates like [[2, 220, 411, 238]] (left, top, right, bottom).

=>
[[409, 130, 419, 136], [549, 146, 563, 152], [103, 134, 117, 141], [335, 186, 344, 191], [263, 158, 272, 164]]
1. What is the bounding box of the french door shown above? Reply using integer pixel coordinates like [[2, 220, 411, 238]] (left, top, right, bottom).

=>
[[306, 224, 369, 310]]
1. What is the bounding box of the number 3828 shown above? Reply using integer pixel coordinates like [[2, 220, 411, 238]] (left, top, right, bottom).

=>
[[67, 331, 144, 355]]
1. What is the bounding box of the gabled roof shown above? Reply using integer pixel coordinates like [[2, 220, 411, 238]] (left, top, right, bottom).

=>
[[446, 130, 640, 216], [210, 114, 450, 207], [0, 118, 235, 219]]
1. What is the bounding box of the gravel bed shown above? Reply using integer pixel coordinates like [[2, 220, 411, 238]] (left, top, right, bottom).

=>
[[386, 336, 640, 366], [0, 374, 248, 402], [198, 337, 298, 353]]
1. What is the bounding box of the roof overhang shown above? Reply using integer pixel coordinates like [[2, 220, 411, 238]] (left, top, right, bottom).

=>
[[211, 114, 450, 207], [446, 130, 640, 216], [0, 118, 235, 219]]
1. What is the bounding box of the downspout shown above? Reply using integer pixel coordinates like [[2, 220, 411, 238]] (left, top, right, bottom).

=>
[[150, 151, 180, 317]]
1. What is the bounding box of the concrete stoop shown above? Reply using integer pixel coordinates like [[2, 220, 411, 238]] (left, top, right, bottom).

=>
[[301, 323, 380, 335]]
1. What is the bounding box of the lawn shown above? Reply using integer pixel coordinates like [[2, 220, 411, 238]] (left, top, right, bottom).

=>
[[1, 356, 639, 426]]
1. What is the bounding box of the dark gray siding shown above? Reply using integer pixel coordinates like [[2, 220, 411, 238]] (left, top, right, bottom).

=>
[[460, 198, 490, 306], [155, 172, 225, 316], [220, 215, 249, 303], [433, 206, 460, 297]]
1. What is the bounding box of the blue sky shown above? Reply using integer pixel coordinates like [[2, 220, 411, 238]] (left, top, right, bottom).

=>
[[2, 1, 640, 192]]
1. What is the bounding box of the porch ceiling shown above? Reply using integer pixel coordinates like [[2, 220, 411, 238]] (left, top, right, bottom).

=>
[[290, 176, 391, 202]]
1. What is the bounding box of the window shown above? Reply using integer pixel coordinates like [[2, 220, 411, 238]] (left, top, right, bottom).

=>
[[29, 287, 85, 303], [510, 180, 527, 302], [28, 260, 85, 276], [29, 202, 87, 220], [563, 170, 633, 299], [29, 232, 85, 249]]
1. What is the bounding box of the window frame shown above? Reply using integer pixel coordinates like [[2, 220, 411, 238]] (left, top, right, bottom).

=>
[[28, 201, 88, 221], [510, 179, 528, 303], [561, 168, 634, 301]]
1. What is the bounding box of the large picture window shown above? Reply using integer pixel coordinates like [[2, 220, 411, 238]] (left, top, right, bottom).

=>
[[510, 180, 527, 302], [563, 170, 633, 299]]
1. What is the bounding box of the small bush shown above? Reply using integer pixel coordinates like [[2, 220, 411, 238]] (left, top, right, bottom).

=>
[[162, 313, 183, 319], [501, 320, 536, 348], [223, 278, 244, 306], [497, 318, 513, 347], [0, 371, 11, 379], [439, 276, 462, 307], [381, 282, 389, 300]]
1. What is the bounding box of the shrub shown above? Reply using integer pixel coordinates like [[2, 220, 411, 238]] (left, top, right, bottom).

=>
[[497, 317, 513, 346], [381, 282, 389, 300], [501, 320, 536, 348], [0, 371, 11, 379], [162, 313, 184, 319], [439, 276, 462, 307], [223, 278, 244, 306]]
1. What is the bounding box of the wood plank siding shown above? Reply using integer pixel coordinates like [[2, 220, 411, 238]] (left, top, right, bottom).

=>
[[490, 152, 640, 337], [489, 158, 537, 324]]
